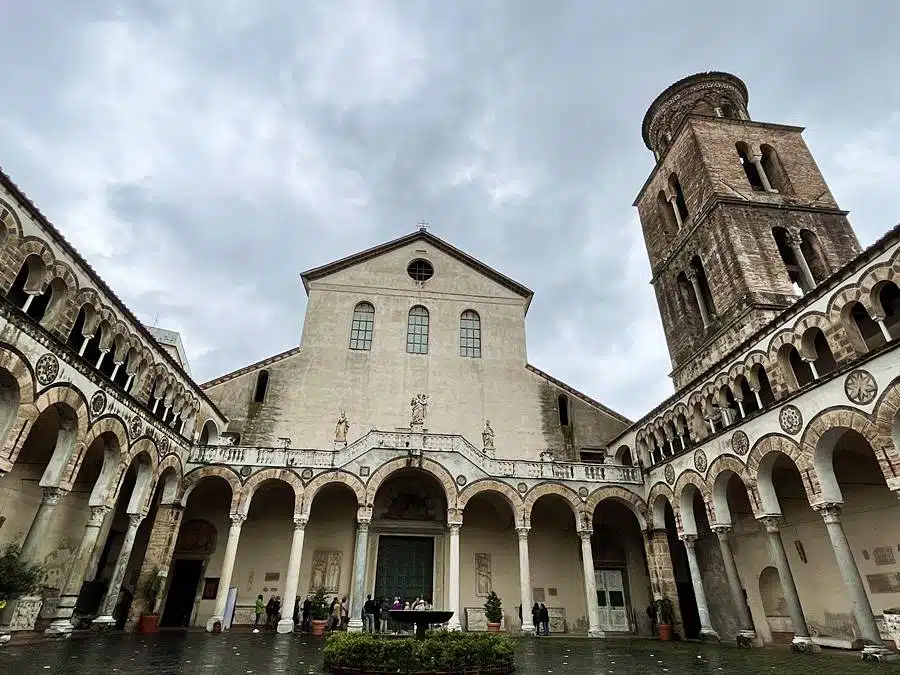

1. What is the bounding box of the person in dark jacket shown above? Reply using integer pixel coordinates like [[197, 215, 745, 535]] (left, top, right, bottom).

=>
[[302, 596, 312, 632], [538, 604, 550, 636], [265, 595, 276, 629], [531, 603, 541, 634]]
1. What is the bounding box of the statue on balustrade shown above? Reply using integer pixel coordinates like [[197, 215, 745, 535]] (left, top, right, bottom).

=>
[[334, 410, 350, 443]]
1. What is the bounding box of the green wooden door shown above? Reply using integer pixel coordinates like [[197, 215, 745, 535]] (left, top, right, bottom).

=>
[[374, 536, 434, 604]]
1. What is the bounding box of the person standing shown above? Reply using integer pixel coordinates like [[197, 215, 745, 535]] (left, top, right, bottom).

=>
[[302, 595, 312, 632], [539, 603, 550, 636], [265, 595, 276, 629], [531, 603, 540, 635], [254, 595, 265, 628], [363, 595, 375, 633], [379, 597, 390, 633], [340, 596, 349, 630]]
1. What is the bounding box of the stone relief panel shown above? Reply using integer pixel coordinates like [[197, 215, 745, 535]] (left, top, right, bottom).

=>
[[464, 607, 506, 632], [8, 595, 43, 631], [474, 553, 492, 597], [310, 550, 342, 594]]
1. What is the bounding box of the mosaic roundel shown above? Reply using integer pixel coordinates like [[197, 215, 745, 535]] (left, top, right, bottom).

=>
[[517, 482, 528, 494], [129, 416, 143, 438], [694, 449, 708, 473], [779, 405, 803, 435], [844, 369, 878, 405], [240, 466, 252, 478], [578, 487, 589, 499], [90, 390, 107, 416], [159, 437, 170, 454], [664, 463, 675, 485], [35, 353, 59, 386], [301, 468, 313, 480], [731, 430, 750, 456], [456, 475, 467, 487]]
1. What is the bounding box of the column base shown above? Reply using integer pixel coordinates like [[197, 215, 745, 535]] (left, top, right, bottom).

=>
[[790, 636, 821, 654], [587, 628, 606, 638], [205, 615, 225, 633], [735, 630, 759, 647], [347, 618, 363, 633], [446, 621, 461, 632], [520, 623, 535, 635], [45, 619, 75, 635], [699, 627, 720, 641], [276, 618, 296, 634], [91, 615, 116, 631], [862, 645, 899, 663]]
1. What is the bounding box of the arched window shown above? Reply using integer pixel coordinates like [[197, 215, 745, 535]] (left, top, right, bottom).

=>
[[657, 190, 678, 235], [760, 144, 793, 194], [799, 230, 829, 283], [803, 328, 838, 377], [779, 345, 814, 390], [772, 227, 809, 294], [736, 375, 758, 415], [406, 306, 429, 354], [557, 394, 569, 426], [751, 364, 776, 407], [349, 302, 375, 351], [690, 256, 716, 316], [876, 281, 900, 339], [845, 302, 885, 354], [459, 310, 481, 358], [253, 370, 269, 403], [735, 142, 764, 191], [667, 174, 689, 222]]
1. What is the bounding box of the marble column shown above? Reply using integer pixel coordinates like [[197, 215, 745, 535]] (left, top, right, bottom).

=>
[[814, 503, 882, 645], [207, 513, 245, 632], [759, 516, 817, 651], [680, 534, 719, 640], [447, 522, 462, 631], [517, 527, 534, 634], [578, 530, 603, 637], [686, 268, 711, 329], [46, 505, 111, 633], [93, 513, 144, 627], [277, 516, 308, 634], [712, 525, 756, 639], [347, 517, 371, 633], [20, 487, 66, 562], [668, 195, 684, 230], [85, 505, 117, 582], [785, 231, 816, 292], [748, 152, 775, 192]]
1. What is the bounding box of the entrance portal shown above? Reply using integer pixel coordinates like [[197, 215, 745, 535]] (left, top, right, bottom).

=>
[[161, 559, 204, 627], [374, 536, 434, 604]]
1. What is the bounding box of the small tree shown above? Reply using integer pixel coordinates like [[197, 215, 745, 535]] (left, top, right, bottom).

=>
[[655, 597, 674, 624], [137, 567, 166, 615], [310, 587, 330, 620], [0, 544, 45, 609], [484, 591, 503, 624]]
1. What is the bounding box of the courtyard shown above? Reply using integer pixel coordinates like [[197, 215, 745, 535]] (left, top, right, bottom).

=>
[[0, 633, 890, 674]]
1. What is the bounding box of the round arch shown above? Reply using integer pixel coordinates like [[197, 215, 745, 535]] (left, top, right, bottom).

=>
[[646, 481, 675, 530], [706, 454, 756, 525], [584, 486, 648, 530], [151, 453, 184, 505], [30, 384, 89, 439], [236, 468, 304, 516], [364, 458, 458, 509], [457, 479, 522, 519], [521, 483, 581, 525], [180, 465, 242, 513], [673, 470, 712, 536], [747, 434, 812, 514], [302, 470, 366, 515], [62, 415, 130, 487]]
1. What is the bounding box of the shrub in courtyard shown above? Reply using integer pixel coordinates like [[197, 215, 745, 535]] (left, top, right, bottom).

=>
[[322, 630, 515, 674], [0, 544, 45, 609]]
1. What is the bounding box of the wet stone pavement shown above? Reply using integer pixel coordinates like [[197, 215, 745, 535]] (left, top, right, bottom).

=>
[[0, 632, 893, 674]]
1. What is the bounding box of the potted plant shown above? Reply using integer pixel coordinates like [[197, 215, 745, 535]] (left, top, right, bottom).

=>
[[484, 591, 503, 633], [136, 567, 165, 633], [655, 597, 674, 641], [0, 543, 45, 629], [310, 587, 330, 636]]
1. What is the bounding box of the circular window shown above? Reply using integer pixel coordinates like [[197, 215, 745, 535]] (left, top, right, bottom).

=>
[[407, 259, 434, 282]]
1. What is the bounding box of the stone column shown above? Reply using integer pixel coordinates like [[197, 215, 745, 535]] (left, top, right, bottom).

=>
[[712, 526, 756, 640], [126, 503, 184, 630], [277, 516, 308, 634], [85, 506, 117, 582], [876, 318, 892, 342], [93, 513, 144, 628], [207, 513, 245, 632], [517, 527, 534, 634], [785, 231, 816, 293], [668, 195, 684, 229], [347, 516, 371, 633], [680, 534, 719, 640], [642, 528, 683, 634], [21, 487, 66, 562], [686, 268, 711, 329], [759, 517, 817, 651], [447, 522, 462, 631], [578, 530, 603, 637], [814, 503, 882, 645], [747, 152, 775, 192], [46, 505, 111, 633]]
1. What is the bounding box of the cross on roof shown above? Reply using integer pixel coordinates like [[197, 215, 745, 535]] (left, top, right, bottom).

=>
[[417, 220, 430, 232]]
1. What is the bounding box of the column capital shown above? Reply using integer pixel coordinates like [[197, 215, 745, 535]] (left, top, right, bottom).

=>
[[448, 523, 462, 535], [357, 518, 371, 531], [685, 267, 698, 282], [42, 486, 66, 505], [229, 513, 247, 526], [758, 515, 782, 533], [711, 524, 733, 540], [293, 515, 308, 530], [813, 502, 842, 523], [127, 513, 144, 529], [89, 504, 111, 525], [679, 533, 697, 548], [783, 230, 800, 247], [577, 529, 593, 542], [516, 526, 530, 541]]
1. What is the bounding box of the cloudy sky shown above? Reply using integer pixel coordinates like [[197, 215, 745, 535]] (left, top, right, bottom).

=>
[[1, 2, 899, 421]]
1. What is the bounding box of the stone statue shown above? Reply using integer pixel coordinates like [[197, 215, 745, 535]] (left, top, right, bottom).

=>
[[334, 410, 350, 443], [410, 393, 429, 426], [325, 552, 342, 592], [475, 553, 492, 597], [311, 555, 327, 590], [482, 420, 494, 450]]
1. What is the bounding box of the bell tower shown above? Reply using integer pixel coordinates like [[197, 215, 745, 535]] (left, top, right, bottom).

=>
[[634, 72, 862, 389]]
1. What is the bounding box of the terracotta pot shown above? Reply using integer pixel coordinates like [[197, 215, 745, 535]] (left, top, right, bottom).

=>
[[658, 623, 673, 641], [138, 614, 159, 633], [311, 619, 328, 636], [486, 622, 501, 633]]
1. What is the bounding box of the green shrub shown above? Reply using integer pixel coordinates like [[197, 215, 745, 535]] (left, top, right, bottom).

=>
[[0, 544, 45, 609], [483, 591, 502, 624], [310, 587, 331, 620], [322, 630, 516, 674]]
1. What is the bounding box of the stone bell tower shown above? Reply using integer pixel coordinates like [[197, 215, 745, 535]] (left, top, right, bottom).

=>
[[633, 71, 862, 389]]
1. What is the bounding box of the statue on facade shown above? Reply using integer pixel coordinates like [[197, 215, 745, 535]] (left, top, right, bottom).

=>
[[334, 409, 350, 443], [410, 393, 429, 426], [482, 420, 494, 450]]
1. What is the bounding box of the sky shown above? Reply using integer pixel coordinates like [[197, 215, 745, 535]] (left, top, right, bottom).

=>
[[1, 1, 899, 422]]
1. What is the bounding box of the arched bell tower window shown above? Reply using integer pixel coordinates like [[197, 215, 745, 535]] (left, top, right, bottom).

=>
[[657, 190, 678, 235], [760, 144, 793, 195], [772, 227, 812, 295], [735, 142, 764, 191], [253, 370, 269, 403], [667, 173, 689, 223]]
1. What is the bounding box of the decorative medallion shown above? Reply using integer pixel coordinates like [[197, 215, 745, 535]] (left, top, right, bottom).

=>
[[694, 449, 708, 473], [844, 369, 878, 405], [731, 430, 749, 456], [359, 466, 370, 477], [578, 487, 589, 499], [129, 416, 143, 438], [35, 353, 59, 386], [89, 390, 107, 416], [778, 405, 803, 435], [456, 475, 467, 487], [517, 482, 528, 494], [159, 437, 170, 454], [240, 466, 252, 478], [301, 468, 313, 480], [664, 463, 675, 485]]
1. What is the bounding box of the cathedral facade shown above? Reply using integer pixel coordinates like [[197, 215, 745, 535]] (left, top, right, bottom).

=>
[[0, 72, 899, 656]]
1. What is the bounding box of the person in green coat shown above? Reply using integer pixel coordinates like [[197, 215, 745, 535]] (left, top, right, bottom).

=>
[[254, 594, 265, 628]]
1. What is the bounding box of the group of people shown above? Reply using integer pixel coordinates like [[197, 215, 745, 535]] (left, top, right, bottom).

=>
[[361, 595, 433, 633], [253, 595, 283, 630], [528, 602, 551, 636], [254, 594, 350, 632]]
